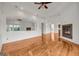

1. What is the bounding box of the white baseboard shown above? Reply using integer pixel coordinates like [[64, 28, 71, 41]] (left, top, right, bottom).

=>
[[60, 36, 79, 45]]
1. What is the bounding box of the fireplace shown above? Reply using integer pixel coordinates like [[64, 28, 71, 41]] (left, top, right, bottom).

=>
[[62, 24, 72, 39]]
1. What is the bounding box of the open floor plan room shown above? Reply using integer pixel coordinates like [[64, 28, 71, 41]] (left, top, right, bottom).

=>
[[0, 2, 79, 56]]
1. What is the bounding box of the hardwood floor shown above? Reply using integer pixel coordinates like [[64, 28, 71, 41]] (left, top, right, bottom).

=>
[[2, 33, 79, 56]]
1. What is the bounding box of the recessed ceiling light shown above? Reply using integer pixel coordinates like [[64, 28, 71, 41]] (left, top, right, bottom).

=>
[[32, 15, 36, 20], [17, 11, 24, 16], [20, 7, 24, 10], [15, 5, 24, 10]]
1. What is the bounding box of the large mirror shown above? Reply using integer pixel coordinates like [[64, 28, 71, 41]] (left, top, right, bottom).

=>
[[6, 19, 36, 31]]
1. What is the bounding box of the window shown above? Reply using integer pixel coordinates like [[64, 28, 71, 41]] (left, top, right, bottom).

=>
[[7, 24, 20, 31], [14, 25, 20, 31]]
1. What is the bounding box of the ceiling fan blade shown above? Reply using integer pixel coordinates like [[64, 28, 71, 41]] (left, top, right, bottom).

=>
[[38, 4, 43, 9], [34, 2, 51, 9], [44, 5, 48, 9]]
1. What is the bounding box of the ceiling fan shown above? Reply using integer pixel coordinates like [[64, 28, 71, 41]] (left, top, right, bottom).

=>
[[34, 2, 52, 9]]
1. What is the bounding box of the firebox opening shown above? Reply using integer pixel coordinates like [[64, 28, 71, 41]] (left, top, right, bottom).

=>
[[62, 24, 72, 39]]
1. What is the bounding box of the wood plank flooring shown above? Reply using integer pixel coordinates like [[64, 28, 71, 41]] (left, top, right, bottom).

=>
[[2, 33, 79, 56]]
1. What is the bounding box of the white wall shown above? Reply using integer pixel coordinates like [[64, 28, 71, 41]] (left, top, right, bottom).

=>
[[5, 22, 52, 43], [5, 31, 40, 43], [0, 12, 51, 44], [0, 35, 1, 51], [0, 12, 2, 51], [0, 7, 2, 51], [20, 21, 35, 31], [0, 6, 7, 51], [7, 20, 36, 31], [51, 3, 79, 44], [3, 22, 42, 43], [1, 2, 79, 45], [0, 2, 54, 44]]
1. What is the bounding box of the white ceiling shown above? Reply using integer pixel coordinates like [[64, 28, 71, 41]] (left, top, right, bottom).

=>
[[0, 2, 77, 22]]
